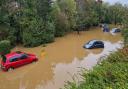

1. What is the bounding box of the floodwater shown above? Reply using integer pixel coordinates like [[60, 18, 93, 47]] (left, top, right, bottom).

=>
[[0, 27, 123, 89]]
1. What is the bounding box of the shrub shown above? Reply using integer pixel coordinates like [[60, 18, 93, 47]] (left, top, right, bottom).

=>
[[7, 27, 17, 46], [21, 16, 55, 47], [122, 29, 128, 45], [21, 17, 44, 47], [54, 12, 70, 37], [0, 40, 11, 55], [63, 47, 128, 89], [0, 24, 9, 41]]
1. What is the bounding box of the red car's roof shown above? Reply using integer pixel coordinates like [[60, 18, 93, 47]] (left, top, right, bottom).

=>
[[5, 52, 24, 59]]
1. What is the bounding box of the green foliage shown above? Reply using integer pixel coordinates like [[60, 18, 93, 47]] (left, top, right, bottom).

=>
[[108, 3, 124, 25], [7, 27, 17, 45], [0, 0, 55, 47], [63, 81, 78, 89], [51, 0, 76, 37], [51, 6, 70, 37], [21, 16, 55, 47], [0, 0, 128, 47], [63, 47, 128, 89], [37, 0, 52, 20], [0, 24, 9, 41], [0, 40, 11, 55], [21, 0, 55, 47], [0, 24, 17, 45], [122, 5, 128, 28], [44, 21, 55, 43], [21, 17, 44, 47], [75, 0, 99, 28], [122, 29, 128, 45], [57, 0, 76, 29]]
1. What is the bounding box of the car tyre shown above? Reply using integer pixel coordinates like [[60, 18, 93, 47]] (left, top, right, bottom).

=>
[[8, 67, 14, 72], [32, 59, 37, 63]]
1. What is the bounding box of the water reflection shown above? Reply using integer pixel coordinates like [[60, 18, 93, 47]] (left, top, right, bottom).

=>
[[36, 41, 123, 89], [0, 27, 123, 89]]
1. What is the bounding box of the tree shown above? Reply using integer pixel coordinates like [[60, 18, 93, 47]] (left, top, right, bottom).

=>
[[57, 0, 77, 30], [37, 0, 52, 21], [51, 2, 70, 36], [75, 0, 99, 28], [0, 40, 11, 55], [0, 0, 128, 47]]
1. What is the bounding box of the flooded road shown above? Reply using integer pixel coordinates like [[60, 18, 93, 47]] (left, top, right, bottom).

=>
[[0, 27, 123, 89]]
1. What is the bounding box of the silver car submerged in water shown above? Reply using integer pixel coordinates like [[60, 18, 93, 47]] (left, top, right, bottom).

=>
[[83, 40, 104, 49]]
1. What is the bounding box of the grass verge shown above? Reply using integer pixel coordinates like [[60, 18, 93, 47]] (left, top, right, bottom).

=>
[[63, 46, 128, 89]]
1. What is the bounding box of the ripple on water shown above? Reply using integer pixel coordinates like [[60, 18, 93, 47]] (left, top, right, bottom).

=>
[[0, 27, 123, 89]]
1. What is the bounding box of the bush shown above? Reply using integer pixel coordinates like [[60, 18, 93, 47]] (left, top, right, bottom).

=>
[[0, 24, 9, 41], [7, 27, 17, 46], [54, 12, 70, 37], [0, 40, 11, 55], [63, 47, 128, 89], [122, 29, 128, 45], [78, 62, 128, 89], [21, 16, 55, 47], [0, 24, 17, 46], [43, 21, 55, 43], [21, 17, 44, 47]]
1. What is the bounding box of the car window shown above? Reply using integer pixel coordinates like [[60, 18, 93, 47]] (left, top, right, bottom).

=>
[[20, 54, 28, 59], [112, 29, 115, 32], [95, 41, 101, 44], [10, 55, 22, 62], [88, 40, 95, 45], [98, 41, 102, 44], [94, 42, 98, 45], [10, 58, 18, 62]]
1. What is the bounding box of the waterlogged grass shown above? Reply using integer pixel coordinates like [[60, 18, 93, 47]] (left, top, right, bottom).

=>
[[63, 47, 128, 89]]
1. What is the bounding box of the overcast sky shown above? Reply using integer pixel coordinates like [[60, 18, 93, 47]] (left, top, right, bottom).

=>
[[103, 0, 128, 5]]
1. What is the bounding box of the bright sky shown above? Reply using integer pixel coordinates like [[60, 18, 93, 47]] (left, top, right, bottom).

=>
[[103, 0, 128, 5]]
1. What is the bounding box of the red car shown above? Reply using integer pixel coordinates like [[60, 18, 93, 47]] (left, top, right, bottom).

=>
[[0, 51, 38, 71]]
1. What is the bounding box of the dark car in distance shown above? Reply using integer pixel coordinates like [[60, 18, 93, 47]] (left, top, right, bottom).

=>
[[111, 28, 121, 33], [83, 40, 104, 49]]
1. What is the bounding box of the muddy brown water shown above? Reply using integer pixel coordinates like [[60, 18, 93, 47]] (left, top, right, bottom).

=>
[[0, 27, 123, 89]]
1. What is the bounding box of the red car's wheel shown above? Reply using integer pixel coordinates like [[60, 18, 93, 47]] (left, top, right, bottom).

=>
[[32, 59, 37, 63], [7, 67, 14, 72]]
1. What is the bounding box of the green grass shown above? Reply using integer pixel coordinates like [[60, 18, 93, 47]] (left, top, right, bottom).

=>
[[122, 29, 128, 45], [63, 47, 128, 89]]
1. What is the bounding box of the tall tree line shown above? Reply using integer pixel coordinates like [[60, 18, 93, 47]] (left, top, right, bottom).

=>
[[0, 0, 128, 47]]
